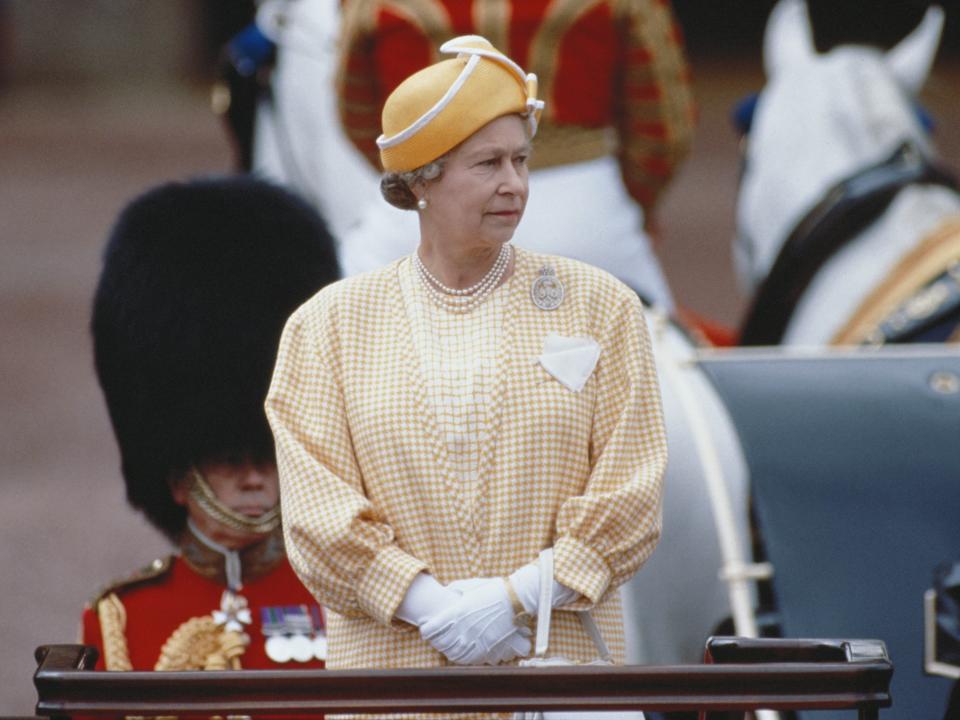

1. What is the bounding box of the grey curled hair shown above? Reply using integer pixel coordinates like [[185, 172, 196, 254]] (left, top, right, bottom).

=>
[[380, 157, 447, 210]]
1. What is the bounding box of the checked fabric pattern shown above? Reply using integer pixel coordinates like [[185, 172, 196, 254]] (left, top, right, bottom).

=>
[[401, 257, 508, 515], [267, 249, 667, 684]]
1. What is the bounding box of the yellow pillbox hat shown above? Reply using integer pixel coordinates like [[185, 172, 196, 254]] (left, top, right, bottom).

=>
[[377, 35, 544, 173]]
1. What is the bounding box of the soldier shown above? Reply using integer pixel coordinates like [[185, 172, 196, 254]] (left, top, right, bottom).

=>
[[81, 176, 339, 672]]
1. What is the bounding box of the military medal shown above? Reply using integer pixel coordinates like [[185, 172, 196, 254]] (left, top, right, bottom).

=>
[[265, 634, 293, 663], [261, 604, 326, 663], [213, 591, 252, 634], [262, 606, 294, 663], [289, 634, 315, 663], [531, 265, 564, 310]]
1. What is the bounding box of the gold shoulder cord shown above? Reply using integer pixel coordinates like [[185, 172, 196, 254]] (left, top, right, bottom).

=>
[[96, 592, 133, 671]]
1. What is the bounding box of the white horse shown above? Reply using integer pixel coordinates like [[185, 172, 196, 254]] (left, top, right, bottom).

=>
[[736, 0, 960, 347], [250, 0, 756, 666]]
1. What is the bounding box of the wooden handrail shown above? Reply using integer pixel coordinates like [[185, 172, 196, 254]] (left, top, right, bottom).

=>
[[34, 637, 893, 717]]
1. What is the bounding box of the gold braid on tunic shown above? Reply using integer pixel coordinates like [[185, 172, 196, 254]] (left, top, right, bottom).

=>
[[96, 591, 248, 671], [96, 592, 133, 671], [154, 617, 247, 671]]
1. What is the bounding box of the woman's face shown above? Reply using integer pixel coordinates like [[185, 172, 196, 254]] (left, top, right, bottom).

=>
[[420, 114, 530, 251]]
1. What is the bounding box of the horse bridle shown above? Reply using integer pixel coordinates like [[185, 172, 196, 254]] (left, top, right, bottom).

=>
[[739, 141, 958, 345]]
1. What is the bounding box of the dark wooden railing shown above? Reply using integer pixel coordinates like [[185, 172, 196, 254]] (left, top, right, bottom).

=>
[[34, 637, 893, 719]]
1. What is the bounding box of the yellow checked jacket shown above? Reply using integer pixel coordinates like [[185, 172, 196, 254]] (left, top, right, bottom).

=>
[[266, 249, 667, 672], [339, 0, 696, 216]]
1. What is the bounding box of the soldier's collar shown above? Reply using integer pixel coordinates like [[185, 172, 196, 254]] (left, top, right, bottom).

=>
[[180, 519, 286, 589]]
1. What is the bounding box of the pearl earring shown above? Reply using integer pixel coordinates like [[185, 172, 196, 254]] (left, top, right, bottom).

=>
[[417, 197, 428, 210]]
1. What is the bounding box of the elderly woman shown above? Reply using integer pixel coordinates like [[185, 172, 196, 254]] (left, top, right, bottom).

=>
[[267, 36, 666, 676]]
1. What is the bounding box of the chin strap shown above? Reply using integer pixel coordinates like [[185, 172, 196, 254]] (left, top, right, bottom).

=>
[[188, 467, 282, 538]]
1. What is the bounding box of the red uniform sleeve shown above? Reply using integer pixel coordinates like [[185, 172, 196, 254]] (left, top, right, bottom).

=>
[[80, 604, 107, 671], [616, 0, 696, 216]]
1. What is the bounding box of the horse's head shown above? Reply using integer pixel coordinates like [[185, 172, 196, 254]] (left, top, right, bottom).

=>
[[734, 0, 945, 292]]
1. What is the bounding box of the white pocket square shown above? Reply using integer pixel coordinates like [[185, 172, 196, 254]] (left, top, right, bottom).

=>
[[537, 333, 601, 392]]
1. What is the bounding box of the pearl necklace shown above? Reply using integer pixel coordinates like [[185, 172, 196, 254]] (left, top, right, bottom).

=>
[[414, 244, 511, 312], [416, 244, 510, 295]]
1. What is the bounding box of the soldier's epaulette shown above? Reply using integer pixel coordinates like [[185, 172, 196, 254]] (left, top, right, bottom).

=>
[[88, 555, 175, 608]]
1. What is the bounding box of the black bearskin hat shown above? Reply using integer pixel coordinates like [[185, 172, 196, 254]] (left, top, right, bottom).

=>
[[92, 176, 339, 541]]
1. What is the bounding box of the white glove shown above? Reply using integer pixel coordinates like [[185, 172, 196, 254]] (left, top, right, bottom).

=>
[[395, 572, 460, 627], [420, 578, 532, 665], [506, 557, 580, 616]]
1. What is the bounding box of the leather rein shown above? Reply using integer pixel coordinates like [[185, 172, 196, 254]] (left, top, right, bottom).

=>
[[739, 142, 958, 345]]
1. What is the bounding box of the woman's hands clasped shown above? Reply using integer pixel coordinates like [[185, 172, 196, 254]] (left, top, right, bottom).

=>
[[396, 572, 533, 665], [420, 577, 532, 665], [397, 555, 580, 665]]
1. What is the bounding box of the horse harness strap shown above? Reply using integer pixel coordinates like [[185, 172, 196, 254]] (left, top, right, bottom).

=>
[[870, 264, 960, 343], [831, 217, 960, 344], [739, 142, 958, 345]]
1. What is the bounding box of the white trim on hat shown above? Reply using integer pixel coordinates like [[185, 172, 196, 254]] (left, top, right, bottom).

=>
[[522, 71, 544, 136], [439, 36, 528, 86], [376, 54, 481, 150]]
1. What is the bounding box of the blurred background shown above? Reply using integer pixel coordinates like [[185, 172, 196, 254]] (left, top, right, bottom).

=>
[[0, 0, 957, 713]]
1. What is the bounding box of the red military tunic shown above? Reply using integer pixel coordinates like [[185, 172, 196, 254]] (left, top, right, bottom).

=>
[[338, 0, 695, 215], [81, 528, 325, 672]]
